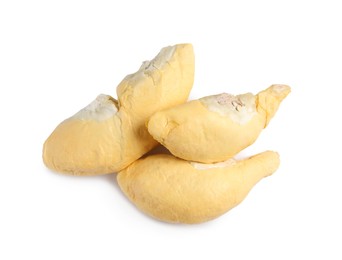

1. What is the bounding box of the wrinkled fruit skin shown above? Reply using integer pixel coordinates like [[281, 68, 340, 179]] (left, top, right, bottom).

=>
[[117, 151, 280, 224]]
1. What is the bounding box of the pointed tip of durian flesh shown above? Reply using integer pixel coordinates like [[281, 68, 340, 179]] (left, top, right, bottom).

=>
[[256, 84, 291, 127]]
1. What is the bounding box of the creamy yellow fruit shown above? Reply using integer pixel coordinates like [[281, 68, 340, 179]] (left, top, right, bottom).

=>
[[43, 44, 194, 175], [117, 151, 280, 224], [148, 84, 290, 163]]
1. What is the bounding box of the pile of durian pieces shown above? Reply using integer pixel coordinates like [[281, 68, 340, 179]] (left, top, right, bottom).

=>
[[43, 44, 290, 224]]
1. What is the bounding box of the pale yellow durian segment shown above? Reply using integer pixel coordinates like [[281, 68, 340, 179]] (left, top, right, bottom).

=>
[[117, 44, 195, 119], [43, 95, 127, 175], [148, 85, 290, 163], [117, 151, 280, 224], [43, 44, 194, 175]]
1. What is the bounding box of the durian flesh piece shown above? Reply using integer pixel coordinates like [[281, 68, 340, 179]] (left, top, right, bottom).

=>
[[147, 84, 290, 163], [43, 44, 195, 175], [117, 151, 280, 224]]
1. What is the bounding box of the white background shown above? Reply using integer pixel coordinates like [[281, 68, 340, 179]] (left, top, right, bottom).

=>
[[1, 0, 341, 259]]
